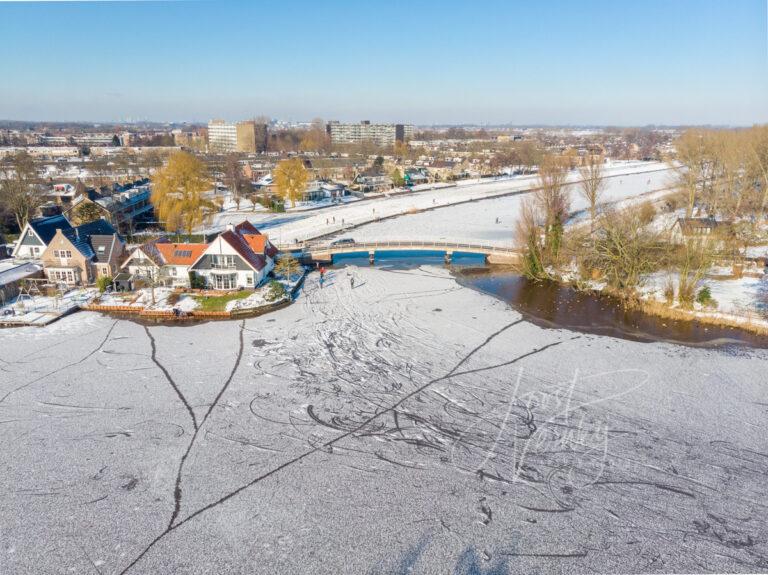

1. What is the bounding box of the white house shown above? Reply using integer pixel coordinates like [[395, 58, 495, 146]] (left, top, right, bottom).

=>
[[189, 221, 277, 290], [12, 214, 72, 259], [121, 238, 207, 288]]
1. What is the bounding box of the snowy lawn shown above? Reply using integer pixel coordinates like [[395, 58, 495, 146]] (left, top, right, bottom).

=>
[[193, 290, 253, 312]]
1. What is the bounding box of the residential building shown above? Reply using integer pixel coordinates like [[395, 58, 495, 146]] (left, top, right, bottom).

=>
[[41, 219, 125, 286], [12, 214, 73, 259], [353, 174, 393, 193], [670, 217, 732, 246], [121, 238, 208, 288], [208, 120, 268, 153], [190, 221, 277, 290], [326, 121, 414, 146], [64, 179, 153, 233]]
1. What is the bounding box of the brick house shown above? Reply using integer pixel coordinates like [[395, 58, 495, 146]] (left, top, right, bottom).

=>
[[41, 220, 125, 286]]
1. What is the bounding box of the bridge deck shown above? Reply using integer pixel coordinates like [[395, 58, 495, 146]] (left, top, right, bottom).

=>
[[301, 240, 521, 264]]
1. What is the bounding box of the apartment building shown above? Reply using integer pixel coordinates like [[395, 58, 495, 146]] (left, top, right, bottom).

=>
[[208, 120, 268, 153], [326, 121, 414, 146]]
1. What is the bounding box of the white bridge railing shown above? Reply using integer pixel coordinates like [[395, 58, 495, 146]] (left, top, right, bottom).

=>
[[306, 240, 520, 255]]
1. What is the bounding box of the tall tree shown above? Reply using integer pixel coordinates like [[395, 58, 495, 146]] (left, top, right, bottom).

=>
[[151, 151, 217, 238], [74, 201, 103, 224], [224, 154, 248, 210], [273, 158, 308, 208], [0, 150, 42, 230], [299, 118, 330, 153], [577, 154, 606, 231], [535, 155, 570, 258], [672, 129, 708, 217]]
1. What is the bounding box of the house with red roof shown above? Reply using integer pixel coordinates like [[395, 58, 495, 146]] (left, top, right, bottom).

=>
[[189, 221, 277, 290], [121, 238, 208, 288]]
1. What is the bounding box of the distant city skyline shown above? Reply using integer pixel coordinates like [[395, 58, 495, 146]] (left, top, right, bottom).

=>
[[1, 0, 766, 125]]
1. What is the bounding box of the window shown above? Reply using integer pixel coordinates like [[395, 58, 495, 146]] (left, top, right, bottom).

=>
[[246, 275, 253, 285], [170, 267, 177, 276], [212, 255, 236, 269]]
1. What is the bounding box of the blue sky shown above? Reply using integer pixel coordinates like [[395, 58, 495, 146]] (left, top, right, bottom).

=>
[[1, 0, 766, 125]]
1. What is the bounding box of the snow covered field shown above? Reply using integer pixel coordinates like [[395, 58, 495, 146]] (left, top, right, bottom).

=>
[[208, 161, 674, 246], [1, 266, 766, 574]]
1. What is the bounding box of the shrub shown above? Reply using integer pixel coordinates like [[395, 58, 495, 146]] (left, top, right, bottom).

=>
[[265, 280, 287, 302], [639, 201, 656, 225], [167, 292, 181, 306], [696, 286, 717, 308], [663, 277, 675, 305], [189, 272, 206, 289], [96, 275, 113, 293]]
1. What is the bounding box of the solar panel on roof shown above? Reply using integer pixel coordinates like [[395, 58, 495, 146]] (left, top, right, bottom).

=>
[[174, 250, 192, 258]]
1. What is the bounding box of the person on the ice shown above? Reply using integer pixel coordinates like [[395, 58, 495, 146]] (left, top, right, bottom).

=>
[[319, 275, 325, 289], [350, 276, 355, 289]]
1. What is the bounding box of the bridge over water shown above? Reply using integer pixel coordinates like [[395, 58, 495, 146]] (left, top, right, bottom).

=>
[[300, 240, 521, 265]]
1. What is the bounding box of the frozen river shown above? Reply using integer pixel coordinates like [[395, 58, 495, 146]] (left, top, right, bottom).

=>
[[211, 161, 674, 247], [337, 166, 676, 246], [1, 266, 766, 574]]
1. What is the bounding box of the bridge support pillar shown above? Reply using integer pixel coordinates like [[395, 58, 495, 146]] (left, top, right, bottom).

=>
[[368, 251, 375, 265], [444, 251, 453, 265]]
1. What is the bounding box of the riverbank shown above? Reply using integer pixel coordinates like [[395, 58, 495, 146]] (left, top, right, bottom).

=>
[[456, 267, 768, 347]]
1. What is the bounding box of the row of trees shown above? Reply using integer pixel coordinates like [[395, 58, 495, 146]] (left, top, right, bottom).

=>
[[516, 125, 768, 307], [0, 150, 41, 231], [673, 126, 768, 220], [151, 151, 312, 237], [516, 154, 607, 278]]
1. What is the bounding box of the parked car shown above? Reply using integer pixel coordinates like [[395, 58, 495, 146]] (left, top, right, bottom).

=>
[[330, 238, 355, 246]]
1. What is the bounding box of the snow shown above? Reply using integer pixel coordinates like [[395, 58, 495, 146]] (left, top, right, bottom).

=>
[[342, 166, 675, 246], [0, 265, 766, 574], [0, 287, 95, 322], [225, 290, 268, 311], [206, 161, 675, 246]]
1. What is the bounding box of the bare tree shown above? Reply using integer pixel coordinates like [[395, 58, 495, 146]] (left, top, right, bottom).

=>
[[515, 196, 546, 279], [577, 154, 606, 231], [535, 155, 570, 259], [671, 129, 708, 217], [675, 238, 715, 308], [0, 151, 43, 230], [587, 205, 666, 297], [224, 154, 247, 210]]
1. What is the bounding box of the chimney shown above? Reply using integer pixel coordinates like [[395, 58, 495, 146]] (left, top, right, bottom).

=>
[[225, 223, 234, 232]]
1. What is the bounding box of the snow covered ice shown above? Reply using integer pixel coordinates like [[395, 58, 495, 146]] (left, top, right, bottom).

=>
[[1, 265, 766, 574]]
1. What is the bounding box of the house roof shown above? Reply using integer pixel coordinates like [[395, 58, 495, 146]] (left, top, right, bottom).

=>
[[76, 219, 120, 238], [58, 220, 121, 260], [242, 233, 268, 254], [155, 243, 208, 266], [0, 261, 43, 287], [234, 220, 261, 235], [28, 214, 72, 245], [220, 229, 268, 271], [675, 217, 728, 236], [90, 234, 122, 263], [123, 237, 169, 268]]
